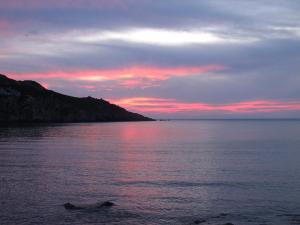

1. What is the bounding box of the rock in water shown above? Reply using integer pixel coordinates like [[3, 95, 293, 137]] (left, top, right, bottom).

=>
[[97, 201, 115, 208], [0, 74, 154, 122], [63, 203, 83, 210], [63, 201, 115, 210]]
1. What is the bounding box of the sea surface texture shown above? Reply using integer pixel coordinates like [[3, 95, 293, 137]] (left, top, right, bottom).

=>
[[1, 120, 300, 225]]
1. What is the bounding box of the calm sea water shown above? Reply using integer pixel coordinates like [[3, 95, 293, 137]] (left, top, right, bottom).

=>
[[1, 120, 300, 225]]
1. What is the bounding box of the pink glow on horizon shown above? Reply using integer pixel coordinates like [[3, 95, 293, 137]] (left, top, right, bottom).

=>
[[8, 65, 225, 83], [111, 97, 300, 114], [40, 82, 49, 89]]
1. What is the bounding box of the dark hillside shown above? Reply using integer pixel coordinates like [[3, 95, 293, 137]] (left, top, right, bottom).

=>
[[0, 74, 153, 122]]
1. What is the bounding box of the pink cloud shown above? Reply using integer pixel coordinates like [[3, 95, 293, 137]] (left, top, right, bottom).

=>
[[111, 97, 300, 114], [79, 85, 96, 92], [79, 85, 96, 89], [0, 20, 9, 29], [0, 0, 127, 9], [0, 20, 12, 36], [8, 65, 225, 83], [119, 79, 144, 89]]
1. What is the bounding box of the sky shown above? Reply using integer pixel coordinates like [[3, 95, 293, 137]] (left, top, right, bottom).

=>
[[0, 0, 300, 119]]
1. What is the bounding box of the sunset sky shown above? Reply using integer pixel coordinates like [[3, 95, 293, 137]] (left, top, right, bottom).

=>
[[1, 0, 300, 118]]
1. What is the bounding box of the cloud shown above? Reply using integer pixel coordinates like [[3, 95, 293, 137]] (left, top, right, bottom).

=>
[[112, 97, 300, 115], [79, 85, 96, 90], [0, 0, 300, 118], [0, 20, 12, 36], [74, 28, 259, 46], [0, 0, 126, 9], [0, 20, 9, 29], [8, 65, 225, 82]]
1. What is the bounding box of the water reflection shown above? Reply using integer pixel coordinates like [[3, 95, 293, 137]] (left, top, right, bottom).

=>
[[1, 121, 300, 225]]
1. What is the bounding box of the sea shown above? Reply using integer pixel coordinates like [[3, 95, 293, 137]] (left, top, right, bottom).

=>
[[1, 120, 300, 225]]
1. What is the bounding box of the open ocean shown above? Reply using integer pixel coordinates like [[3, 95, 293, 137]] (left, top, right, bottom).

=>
[[1, 120, 300, 225]]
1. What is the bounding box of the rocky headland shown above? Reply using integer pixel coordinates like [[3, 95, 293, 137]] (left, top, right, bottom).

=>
[[0, 74, 153, 122]]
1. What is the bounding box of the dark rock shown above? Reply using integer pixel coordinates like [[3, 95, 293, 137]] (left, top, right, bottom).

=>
[[212, 213, 229, 219], [97, 201, 115, 208], [63, 203, 83, 210], [63, 201, 115, 210], [0, 74, 154, 122]]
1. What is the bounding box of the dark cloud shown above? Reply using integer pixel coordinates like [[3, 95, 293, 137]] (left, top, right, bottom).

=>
[[0, 1, 298, 37]]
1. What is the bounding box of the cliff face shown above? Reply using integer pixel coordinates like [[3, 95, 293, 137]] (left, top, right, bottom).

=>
[[0, 74, 153, 122]]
